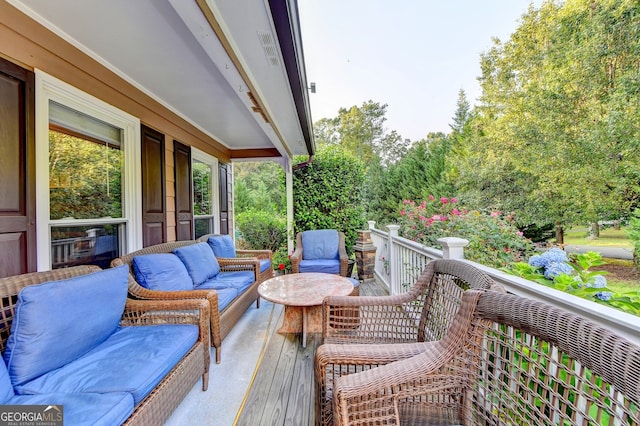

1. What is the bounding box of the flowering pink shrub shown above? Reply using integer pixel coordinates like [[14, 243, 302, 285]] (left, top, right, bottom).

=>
[[398, 196, 535, 268]]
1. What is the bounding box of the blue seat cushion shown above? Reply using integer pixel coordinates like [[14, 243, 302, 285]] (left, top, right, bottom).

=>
[[302, 230, 339, 260], [259, 259, 272, 273], [0, 356, 14, 403], [348, 277, 360, 288], [132, 254, 193, 291], [5, 266, 129, 387], [207, 235, 236, 258], [174, 242, 220, 286], [299, 259, 341, 274], [16, 324, 198, 405], [201, 287, 238, 311], [8, 392, 134, 426], [213, 271, 254, 293]]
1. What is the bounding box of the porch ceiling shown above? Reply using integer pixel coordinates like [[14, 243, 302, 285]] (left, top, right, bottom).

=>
[[11, 0, 314, 159]]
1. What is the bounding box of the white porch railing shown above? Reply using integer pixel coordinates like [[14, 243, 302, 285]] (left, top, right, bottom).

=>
[[368, 221, 640, 346]]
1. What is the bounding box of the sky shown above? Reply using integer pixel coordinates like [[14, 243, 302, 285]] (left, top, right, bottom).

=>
[[298, 1, 543, 142]]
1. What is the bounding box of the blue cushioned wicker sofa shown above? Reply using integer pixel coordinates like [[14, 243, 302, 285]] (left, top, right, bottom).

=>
[[111, 238, 268, 363], [0, 265, 210, 426]]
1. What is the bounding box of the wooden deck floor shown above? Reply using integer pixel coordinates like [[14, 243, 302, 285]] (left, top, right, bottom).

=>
[[235, 279, 389, 426]]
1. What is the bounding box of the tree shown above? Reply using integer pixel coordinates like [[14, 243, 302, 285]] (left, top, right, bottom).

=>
[[313, 100, 411, 167], [456, 0, 640, 238]]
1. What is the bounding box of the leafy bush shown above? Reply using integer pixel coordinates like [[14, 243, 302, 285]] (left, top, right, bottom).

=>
[[627, 208, 640, 268], [293, 145, 365, 255], [235, 211, 286, 253], [398, 196, 535, 268], [505, 250, 640, 315]]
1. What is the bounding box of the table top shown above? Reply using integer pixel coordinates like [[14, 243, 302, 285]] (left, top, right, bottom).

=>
[[258, 272, 354, 307]]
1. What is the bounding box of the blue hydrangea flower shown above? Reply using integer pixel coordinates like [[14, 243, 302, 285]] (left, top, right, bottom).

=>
[[540, 248, 569, 265], [544, 261, 573, 280], [528, 254, 545, 268], [590, 275, 607, 289], [572, 275, 584, 288], [595, 291, 613, 302]]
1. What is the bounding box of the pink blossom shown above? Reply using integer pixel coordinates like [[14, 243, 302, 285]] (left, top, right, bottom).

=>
[[517, 231, 524, 237], [450, 197, 458, 203], [441, 197, 448, 204], [490, 211, 499, 217], [440, 216, 448, 221], [428, 194, 435, 200], [400, 210, 406, 216], [451, 208, 461, 216], [419, 215, 427, 222], [419, 201, 426, 209]]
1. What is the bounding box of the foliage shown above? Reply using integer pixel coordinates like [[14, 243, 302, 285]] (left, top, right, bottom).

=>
[[235, 211, 286, 253], [192, 161, 211, 215], [627, 208, 640, 267], [234, 162, 286, 215], [314, 100, 411, 167], [49, 130, 122, 219], [397, 196, 535, 268], [364, 133, 455, 225], [453, 0, 640, 230], [272, 246, 292, 273], [293, 145, 365, 256], [506, 250, 640, 315]]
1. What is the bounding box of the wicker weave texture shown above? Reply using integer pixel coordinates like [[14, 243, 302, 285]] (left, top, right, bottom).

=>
[[290, 231, 349, 277], [317, 289, 640, 425], [0, 266, 209, 426], [322, 259, 494, 345]]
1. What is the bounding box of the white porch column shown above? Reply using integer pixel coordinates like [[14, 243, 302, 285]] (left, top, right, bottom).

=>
[[438, 237, 469, 259], [285, 158, 294, 255]]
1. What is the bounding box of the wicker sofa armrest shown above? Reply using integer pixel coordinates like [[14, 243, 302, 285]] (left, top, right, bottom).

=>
[[217, 257, 260, 281], [236, 249, 272, 261]]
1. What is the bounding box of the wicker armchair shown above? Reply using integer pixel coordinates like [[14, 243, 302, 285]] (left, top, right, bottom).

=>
[[321, 259, 494, 345], [316, 289, 640, 425], [290, 230, 349, 277], [196, 233, 274, 285], [0, 265, 210, 426], [111, 240, 262, 363]]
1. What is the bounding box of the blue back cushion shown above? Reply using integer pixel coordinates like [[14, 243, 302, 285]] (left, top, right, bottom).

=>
[[174, 242, 220, 286], [4, 265, 129, 387], [132, 254, 193, 291], [207, 235, 236, 258], [302, 230, 339, 260]]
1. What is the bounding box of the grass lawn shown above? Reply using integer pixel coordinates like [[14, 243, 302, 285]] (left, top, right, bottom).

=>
[[560, 227, 633, 248]]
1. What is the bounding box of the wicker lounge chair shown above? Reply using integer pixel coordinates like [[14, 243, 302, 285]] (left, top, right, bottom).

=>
[[290, 230, 358, 295], [315, 289, 640, 425], [321, 259, 494, 345]]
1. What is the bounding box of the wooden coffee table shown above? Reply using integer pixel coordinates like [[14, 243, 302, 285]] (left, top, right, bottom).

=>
[[258, 272, 354, 347]]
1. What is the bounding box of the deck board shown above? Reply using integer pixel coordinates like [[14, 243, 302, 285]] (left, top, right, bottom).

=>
[[235, 279, 388, 425]]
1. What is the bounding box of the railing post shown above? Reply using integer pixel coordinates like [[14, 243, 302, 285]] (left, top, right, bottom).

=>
[[367, 220, 376, 230], [438, 237, 469, 259], [387, 224, 401, 294]]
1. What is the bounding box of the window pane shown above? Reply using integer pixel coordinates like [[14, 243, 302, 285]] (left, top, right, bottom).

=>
[[195, 217, 212, 239], [48, 126, 123, 220], [51, 224, 121, 269], [193, 160, 212, 216]]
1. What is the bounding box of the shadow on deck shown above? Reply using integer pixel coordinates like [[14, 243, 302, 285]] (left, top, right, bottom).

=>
[[165, 278, 388, 426]]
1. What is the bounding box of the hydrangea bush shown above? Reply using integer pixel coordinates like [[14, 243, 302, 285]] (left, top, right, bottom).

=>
[[397, 196, 535, 268], [506, 250, 640, 314]]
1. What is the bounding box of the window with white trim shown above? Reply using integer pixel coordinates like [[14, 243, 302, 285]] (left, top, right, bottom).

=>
[[36, 71, 142, 270], [192, 148, 219, 239]]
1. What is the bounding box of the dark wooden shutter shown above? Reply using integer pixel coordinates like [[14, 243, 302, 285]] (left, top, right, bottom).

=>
[[219, 163, 229, 235], [141, 125, 166, 247], [0, 59, 35, 277], [174, 140, 193, 240]]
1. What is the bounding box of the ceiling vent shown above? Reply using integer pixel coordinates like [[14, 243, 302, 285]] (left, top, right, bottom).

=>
[[257, 31, 280, 67]]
